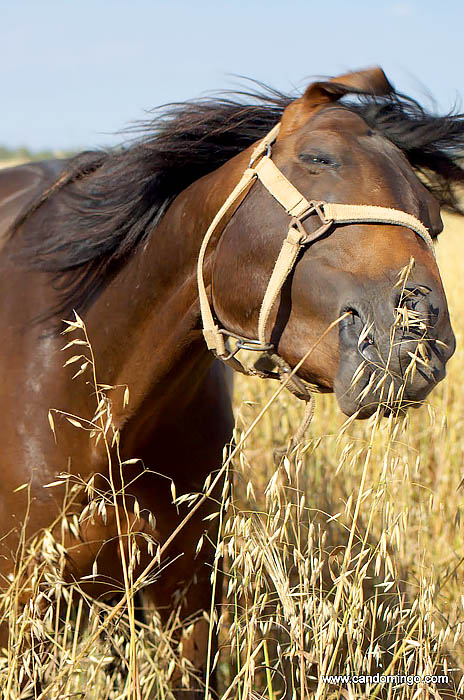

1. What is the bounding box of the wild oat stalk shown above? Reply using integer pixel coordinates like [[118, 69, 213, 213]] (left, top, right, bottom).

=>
[[1, 218, 464, 699]]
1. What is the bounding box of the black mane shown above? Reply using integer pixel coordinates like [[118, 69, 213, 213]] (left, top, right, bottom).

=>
[[12, 83, 464, 316]]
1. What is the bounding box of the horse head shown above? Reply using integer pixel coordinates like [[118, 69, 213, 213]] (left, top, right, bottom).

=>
[[209, 68, 455, 418]]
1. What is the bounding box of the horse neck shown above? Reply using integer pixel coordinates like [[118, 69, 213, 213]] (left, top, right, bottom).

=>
[[84, 147, 250, 428]]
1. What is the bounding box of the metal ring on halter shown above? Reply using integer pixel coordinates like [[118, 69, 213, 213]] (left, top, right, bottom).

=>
[[248, 143, 273, 168], [236, 338, 274, 353], [218, 328, 274, 354], [290, 214, 334, 247]]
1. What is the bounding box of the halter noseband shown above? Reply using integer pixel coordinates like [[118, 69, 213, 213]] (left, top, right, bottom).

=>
[[196, 122, 435, 439]]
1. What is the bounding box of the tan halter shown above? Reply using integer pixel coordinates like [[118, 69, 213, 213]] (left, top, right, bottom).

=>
[[197, 122, 435, 442]]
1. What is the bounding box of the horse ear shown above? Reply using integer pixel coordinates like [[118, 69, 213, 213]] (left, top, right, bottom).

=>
[[278, 66, 393, 139], [304, 66, 393, 104]]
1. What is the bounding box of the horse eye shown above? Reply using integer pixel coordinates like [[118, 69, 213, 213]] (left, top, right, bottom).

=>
[[299, 152, 335, 167]]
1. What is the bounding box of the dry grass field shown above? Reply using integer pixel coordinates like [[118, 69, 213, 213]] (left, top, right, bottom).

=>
[[0, 153, 463, 699], [0, 159, 26, 169]]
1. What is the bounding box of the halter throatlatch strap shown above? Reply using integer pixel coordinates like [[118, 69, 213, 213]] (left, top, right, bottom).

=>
[[196, 121, 436, 445], [197, 167, 257, 357]]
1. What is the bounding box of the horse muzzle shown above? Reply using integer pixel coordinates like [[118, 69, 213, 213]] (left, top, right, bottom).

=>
[[333, 286, 456, 418]]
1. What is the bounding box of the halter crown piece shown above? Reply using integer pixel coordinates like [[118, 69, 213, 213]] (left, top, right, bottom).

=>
[[196, 122, 435, 446]]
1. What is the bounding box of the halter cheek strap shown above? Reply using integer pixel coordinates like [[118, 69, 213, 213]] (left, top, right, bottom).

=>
[[196, 122, 435, 440]]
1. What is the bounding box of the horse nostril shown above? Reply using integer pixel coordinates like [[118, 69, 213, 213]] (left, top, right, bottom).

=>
[[395, 285, 439, 330]]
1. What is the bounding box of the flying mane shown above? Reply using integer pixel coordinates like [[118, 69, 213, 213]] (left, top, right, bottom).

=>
[[11, 83, 464, 316]]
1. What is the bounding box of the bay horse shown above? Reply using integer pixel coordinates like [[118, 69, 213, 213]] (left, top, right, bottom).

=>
[[0, 66, 463, 697]]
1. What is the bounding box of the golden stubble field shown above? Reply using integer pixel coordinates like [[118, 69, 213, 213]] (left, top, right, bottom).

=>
[[0, 158, 464, 698], [223, 211, 464, 698]]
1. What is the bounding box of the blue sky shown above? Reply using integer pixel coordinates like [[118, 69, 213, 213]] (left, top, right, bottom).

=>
[[2, 0, 463, 150]]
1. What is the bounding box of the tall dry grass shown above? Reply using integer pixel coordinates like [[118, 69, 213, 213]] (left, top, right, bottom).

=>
[[0, 212, 463, 699]]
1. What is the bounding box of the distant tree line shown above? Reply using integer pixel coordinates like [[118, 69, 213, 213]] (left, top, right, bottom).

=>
[[0, 145, 78, 161]]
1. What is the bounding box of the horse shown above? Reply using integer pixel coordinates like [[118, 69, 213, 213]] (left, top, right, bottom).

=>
[[0, 66, 463, 698]]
